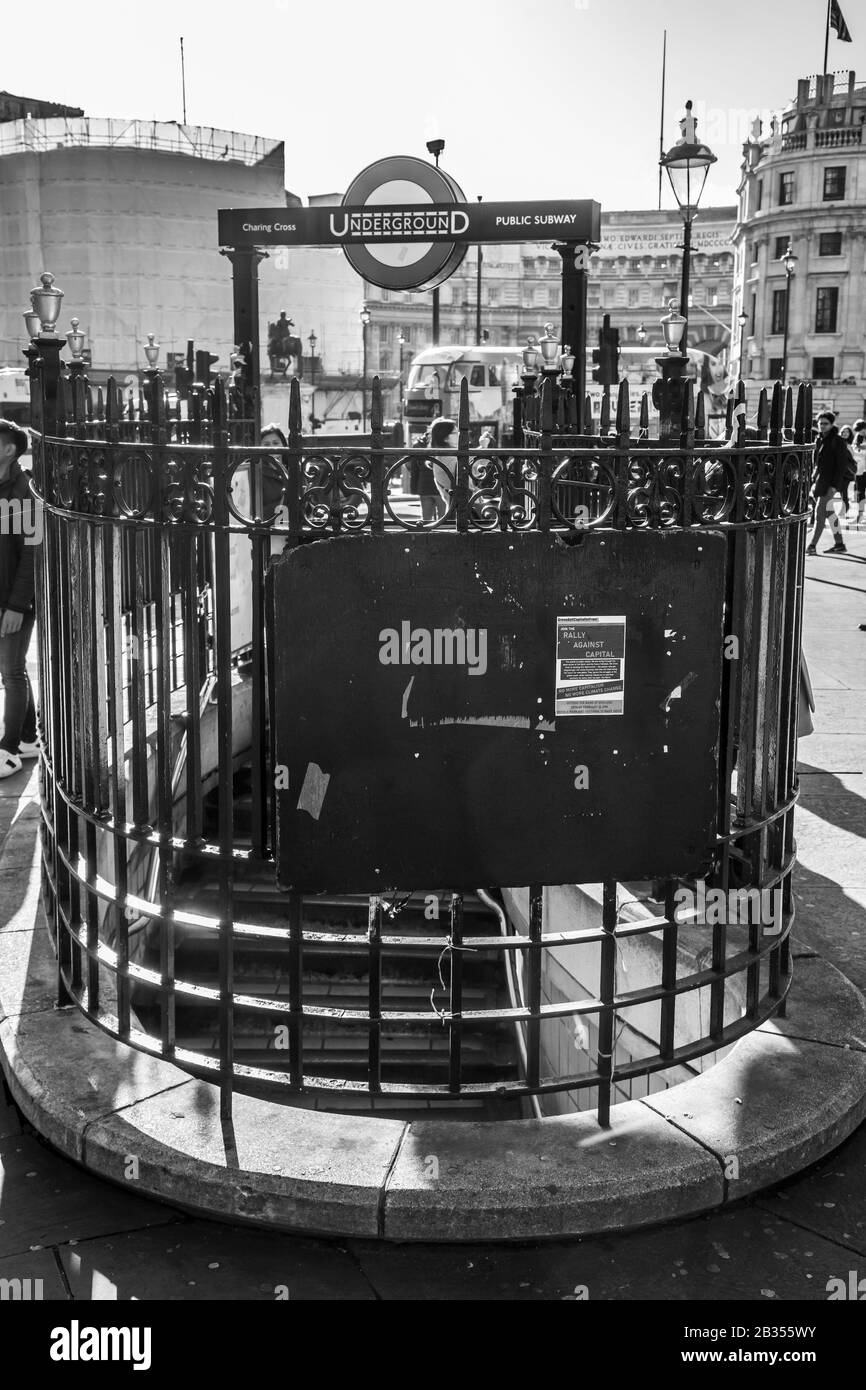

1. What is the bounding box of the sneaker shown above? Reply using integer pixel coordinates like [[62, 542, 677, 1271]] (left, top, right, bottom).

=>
[[806, 545, 817, 556], [824, 542, 846, 553], [0, 750, 22, 779], [17, 740, 39, 759]]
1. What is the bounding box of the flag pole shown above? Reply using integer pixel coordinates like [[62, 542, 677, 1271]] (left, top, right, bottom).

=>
[[823, 0, 831, 77], [658, 28, 667, 212], [180, 35, 187, 123]]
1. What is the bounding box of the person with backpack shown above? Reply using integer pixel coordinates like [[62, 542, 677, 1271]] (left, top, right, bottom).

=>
[[806, 411, 849, 555], [0, 419, 38, 778]]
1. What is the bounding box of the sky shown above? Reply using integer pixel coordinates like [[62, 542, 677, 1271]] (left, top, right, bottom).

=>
[[3, 0, 864, 213]]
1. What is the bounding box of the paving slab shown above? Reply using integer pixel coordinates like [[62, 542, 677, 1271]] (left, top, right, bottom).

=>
[[0, 1245, 69, 1300], [792, 888, 866, 992], [83, 1080, 406, 1239], [0, 1101, 21, 1140], [0, 1007, 194, 1162], [757, 956, 866, 1052], [381, 1102, 723, 1243], [350, 1204, 855, 1301], [756, 1117, 866, 1259], [798, 735, 866, 771], [793, 808, 866, 887], [643, 1030, 866, 1201], [0, 909, 58, 1022], [0, 1133, 178, 1259], [802, 692, 866, 732], [797, 773, 866, 797], [57, 1220, 376, 1301]]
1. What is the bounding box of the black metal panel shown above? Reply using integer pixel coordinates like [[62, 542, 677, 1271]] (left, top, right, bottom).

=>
[[273, 529, 726, 892]]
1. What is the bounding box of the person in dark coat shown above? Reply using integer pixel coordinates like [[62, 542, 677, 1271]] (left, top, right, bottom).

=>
[[415, 422, 451, 524], [0, 420, 38, 778], [807, 411, 848, 555]]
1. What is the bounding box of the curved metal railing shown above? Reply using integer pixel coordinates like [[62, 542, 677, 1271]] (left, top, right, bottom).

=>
[[29, 355, 812, 1124]]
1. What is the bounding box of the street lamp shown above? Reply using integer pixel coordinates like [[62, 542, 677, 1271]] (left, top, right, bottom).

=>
[[397, 330, 409, 416], [308, 331, 318, 432], [781, 243, 798, 386], [636, 323, 647, 346], [737, 309, 749, 382], [660, 100, 717, 355], [360, 305, 371, 432], [426, 138, 444, 345]]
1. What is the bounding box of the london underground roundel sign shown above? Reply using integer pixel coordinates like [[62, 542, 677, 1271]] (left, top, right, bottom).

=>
[[340, 155, 469, 292]]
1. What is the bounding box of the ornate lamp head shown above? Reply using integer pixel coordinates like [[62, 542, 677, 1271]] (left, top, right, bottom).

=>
[[30, 272, 64, 335], [143, 333, 160, 369], [66, 317, 86, 362], [660, 299, 687, 354], [539, 323, 560, 366]]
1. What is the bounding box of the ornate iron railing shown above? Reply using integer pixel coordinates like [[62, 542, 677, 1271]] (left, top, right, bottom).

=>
[[28, 344, 813, 1125]]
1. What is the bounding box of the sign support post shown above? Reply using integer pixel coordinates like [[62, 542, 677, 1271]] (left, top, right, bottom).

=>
[[554, 241, 591, 417], [221, 246, 267, 431]]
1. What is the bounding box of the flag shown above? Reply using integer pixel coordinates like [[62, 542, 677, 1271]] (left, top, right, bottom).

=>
[[830, 0, 852, 43]]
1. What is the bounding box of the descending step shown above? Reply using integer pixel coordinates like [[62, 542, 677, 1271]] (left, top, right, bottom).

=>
[[132, 767, 524, 1120]]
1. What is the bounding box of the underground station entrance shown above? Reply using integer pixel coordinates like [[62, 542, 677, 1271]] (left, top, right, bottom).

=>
[[16, 154, 839, 1238]]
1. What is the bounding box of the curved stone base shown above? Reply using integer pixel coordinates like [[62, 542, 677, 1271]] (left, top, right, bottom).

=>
[[2, 825, 865, 1241]]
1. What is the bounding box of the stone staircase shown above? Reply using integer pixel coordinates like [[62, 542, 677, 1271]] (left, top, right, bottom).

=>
[[132, 768, 524, 1120]]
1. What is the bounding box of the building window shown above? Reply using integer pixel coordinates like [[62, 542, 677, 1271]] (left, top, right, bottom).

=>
[[778, 172, 795, 205], [756, 179, 763, 211], [812, 356, 835, 379], [380, 289, 390, 303], [379, 351, 392, 371], [771, 288, 788, 335], [486, 285, 499, 305], [749, 243, 758, 264], [708, 284, 719, 306], [628, 288, 639, 306], [815, 286, 839, 333], [819, 231, 843, 256], [750, 290, 757, 335], [774, 235, 789, 260], [768, 358, 784, 380], [823, 166, 846, 200]]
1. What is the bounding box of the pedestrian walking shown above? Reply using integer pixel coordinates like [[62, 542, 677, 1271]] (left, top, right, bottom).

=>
[[806, 411, 848, 555], [0, 419, 38, 779], [851, 417, 866, 527], [838, 425, 858, 524]]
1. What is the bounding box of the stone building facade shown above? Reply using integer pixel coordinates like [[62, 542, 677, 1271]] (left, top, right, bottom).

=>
[[731, 70, 866, 416], [362, 206, 737, 389]]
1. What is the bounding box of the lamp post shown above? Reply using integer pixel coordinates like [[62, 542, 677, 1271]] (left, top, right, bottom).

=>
[[397, 330, 408, 417], [660, 101, 717, 356], [308, 330, 318, 432], [636, 322, 648, 383], [475, 195, 483, 346], [426, 138, 445, 346], [737, 309, 749, 382], [652, 299, 689, 443], [781, 243, 798, 386], [360, 305, 371, 432]]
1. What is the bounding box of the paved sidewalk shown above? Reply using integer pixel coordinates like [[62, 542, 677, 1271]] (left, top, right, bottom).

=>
[[0, 537, 864, 1300]]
